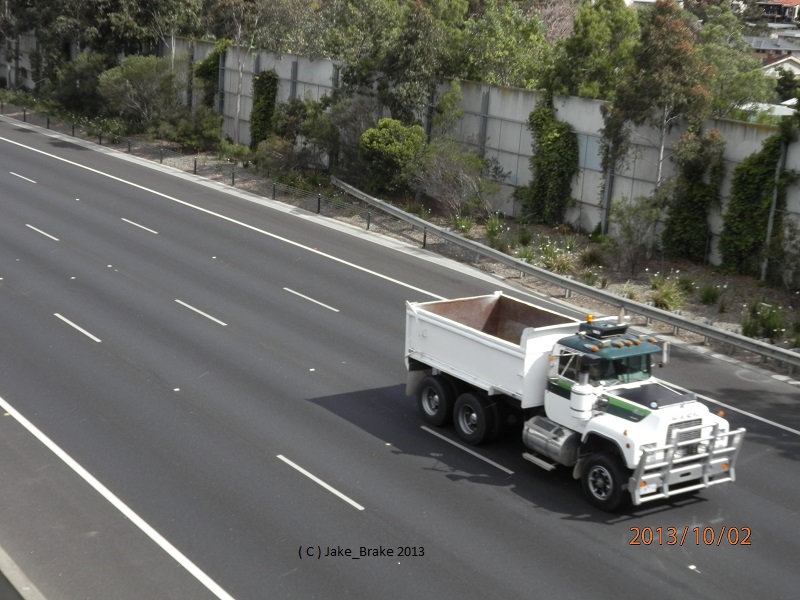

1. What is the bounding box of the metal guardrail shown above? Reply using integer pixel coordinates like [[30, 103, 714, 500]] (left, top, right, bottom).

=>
[[331, 177, 800, 371]]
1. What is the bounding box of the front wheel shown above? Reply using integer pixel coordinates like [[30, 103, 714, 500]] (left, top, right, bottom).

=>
[[452, 392, 499, 445], [581, 453, 627, 511]]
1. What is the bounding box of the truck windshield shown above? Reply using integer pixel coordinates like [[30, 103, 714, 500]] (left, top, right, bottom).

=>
[[590, 355, 651, 384]]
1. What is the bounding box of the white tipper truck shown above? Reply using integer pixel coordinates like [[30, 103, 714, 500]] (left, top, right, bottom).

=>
[[405, 292, 746, 510]]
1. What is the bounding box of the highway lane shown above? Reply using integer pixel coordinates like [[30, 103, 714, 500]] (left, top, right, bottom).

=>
[[0, 119, 798, 599]]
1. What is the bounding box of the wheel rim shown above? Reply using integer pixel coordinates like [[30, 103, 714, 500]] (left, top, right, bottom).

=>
[[421, 388, 440, 416], [588, 465, 613, 500], [457, 405, 478, 434]]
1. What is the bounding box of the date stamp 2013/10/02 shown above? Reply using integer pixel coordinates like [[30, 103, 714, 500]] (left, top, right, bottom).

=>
[[630, 526, 751, 546]]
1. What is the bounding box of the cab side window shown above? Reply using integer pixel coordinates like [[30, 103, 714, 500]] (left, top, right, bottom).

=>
[[559, 353, 578, 381]]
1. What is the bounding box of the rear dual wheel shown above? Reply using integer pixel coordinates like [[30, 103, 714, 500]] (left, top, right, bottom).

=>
[[452, 392, 500, 445], [416, 375, 456, 427]]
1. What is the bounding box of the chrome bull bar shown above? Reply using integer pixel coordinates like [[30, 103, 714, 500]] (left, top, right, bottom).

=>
[[629, 425, 746, 505]]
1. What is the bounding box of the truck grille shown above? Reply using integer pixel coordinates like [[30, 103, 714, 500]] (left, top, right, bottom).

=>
[[666, 419, 702, 455]]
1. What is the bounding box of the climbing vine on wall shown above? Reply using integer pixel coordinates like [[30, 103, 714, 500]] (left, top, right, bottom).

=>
[[250, 70, 279, 150], [662, 128, 726, 263], [514, 101, 579, 226], [719, 121, 796, 280], [194, 39, 231, 109]]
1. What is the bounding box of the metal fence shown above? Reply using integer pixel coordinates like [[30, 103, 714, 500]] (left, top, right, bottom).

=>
[[2, 99, 798, 373]]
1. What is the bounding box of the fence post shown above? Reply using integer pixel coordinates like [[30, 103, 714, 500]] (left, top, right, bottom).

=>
[[317, 194, 321, 214]]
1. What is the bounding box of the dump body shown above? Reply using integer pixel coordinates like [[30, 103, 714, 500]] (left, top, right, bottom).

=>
[[405, 292, 580, 408]]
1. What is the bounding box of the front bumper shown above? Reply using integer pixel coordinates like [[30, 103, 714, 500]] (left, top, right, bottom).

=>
[[629, 425, 746, 505]]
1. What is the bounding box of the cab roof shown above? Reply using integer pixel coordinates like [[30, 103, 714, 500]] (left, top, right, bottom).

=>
[[558, 333, 662, 360]]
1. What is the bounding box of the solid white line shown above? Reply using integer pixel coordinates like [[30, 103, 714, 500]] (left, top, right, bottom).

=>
[[10, 171, 36, 183], [277, 455, 365, 511], [54, 313, 101, 342], [0, 393, 237, 600], [0, 135, 443, 300], [283, 288, 340, 312], [122, 218, 158, 234], [421, 426, 515, 475], [175, 299, 227, 326], [661, 380, 800, 437], [26, 224, 59, 241], [699, 394, 800, 437]]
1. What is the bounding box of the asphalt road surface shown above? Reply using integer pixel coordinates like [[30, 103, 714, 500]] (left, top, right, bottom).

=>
[[0, 118, 798, 600]]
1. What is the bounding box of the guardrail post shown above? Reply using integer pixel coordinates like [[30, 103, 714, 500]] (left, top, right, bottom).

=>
[[672, 311, 682, 335], [317, 194, 321, 214]]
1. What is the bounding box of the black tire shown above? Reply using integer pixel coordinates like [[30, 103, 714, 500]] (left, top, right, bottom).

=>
[[416, 375, 455, 427], [452, 392, 500, 445], [581, 453, 627, 511]]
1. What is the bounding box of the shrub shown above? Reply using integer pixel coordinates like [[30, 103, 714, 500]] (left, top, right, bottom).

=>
[[617, 283, 641, 302], [582, 270, 599, 286], [359, 118, 425, 193], [516, 245, 536, 263], [453, 215, 475, 237], [485, 213, 503, 245], [579, 246, 606, 268], [650, 279, 685, 311], [517, 227, 534, 247], [741, 298, 784, 342], [699, 284, 722, 306]]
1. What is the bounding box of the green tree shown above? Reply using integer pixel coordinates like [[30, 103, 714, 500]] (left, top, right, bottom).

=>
[[359, 118, 426, 192], [548, 0, 639, 101], [719, 125, 795, 279], [604, 0, 711, 187], [459, 0, 547, 89], [98, 54, 183, 126], [775, 67, 798, 103], [662, 128, 725, 262], [610, 193, 663, 277], [697, 5, 775, 118], [249, 70, 279, 149], [321, 0, 404, 89], [515, 101, 579, 225], [52, 51, 108, 116], [194, 39, 231, 109], [377, 2, 457, 123]]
